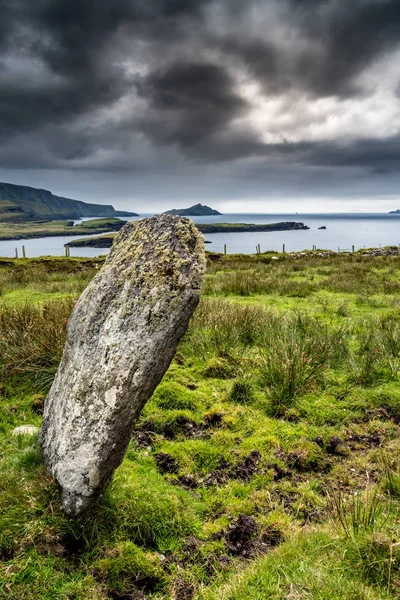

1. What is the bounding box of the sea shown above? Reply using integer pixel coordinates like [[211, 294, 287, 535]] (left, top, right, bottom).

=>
[[2, 213, 400, 258]]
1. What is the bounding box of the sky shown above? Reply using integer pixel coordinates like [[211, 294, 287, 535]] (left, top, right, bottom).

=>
[[1, 0, 400, 213]]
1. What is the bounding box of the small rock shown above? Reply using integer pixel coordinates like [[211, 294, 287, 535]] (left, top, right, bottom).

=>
[[12, 425, 39, 436]]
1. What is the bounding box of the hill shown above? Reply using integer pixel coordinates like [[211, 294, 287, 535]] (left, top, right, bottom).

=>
[[164, 203, 222, 216], [389, 209, 400, 214], [0, 182, 138, 220], [0, 199, 45, 223]]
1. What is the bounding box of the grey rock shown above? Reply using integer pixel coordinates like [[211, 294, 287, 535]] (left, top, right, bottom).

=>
[[40, 215, 206, 516], [13, 425, 39, 436]]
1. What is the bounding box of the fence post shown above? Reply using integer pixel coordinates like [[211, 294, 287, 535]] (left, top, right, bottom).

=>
[[15, 247, 18, 259], [282, 244, 286, 254], [22, 245, 26, 258], [352, 245, 355, 253], [258, 244, 261, 254], [224, 244, 227, 255]]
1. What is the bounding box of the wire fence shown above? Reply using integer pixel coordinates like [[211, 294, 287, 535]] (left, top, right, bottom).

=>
[[2, 241, 400, 259]]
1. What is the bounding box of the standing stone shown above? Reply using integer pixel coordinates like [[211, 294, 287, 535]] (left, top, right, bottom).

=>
[[40, 215, 206, 516]]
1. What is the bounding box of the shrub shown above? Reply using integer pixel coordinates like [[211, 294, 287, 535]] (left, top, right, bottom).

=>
[[329, 486, 391, 538], [379, 450, 400, 499], [0, 299, 74, 390], [257, 314, 341, 412], [229, 377, 254, 403]]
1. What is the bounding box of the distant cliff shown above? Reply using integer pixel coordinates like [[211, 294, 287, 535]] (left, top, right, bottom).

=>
[[164, 203, 222, 216], [0, 182, 138, 220]]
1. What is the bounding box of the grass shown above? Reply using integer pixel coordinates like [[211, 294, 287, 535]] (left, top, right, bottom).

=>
[[0, 218, 125, 241], [0, 253, 400, 598]]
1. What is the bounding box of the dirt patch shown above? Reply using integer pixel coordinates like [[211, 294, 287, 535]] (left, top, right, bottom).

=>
[[268, 462, 292, 481], [259, 526, 283, 548], [230, 450, 262, 480], [136, 417, 207, 441], [31, 394, 45, 415], [133, 429, 155, 449], [172, 578, 195, 600], [201, 458, 232, 486], [326, 436, 345, 455], [202, 451, 263, 486], [0, 546, 15, 561], [154, 452, 179, 474], [204, 553, 233, 577], [58, 533, 86, 559], [346, 431, 382, 448], [202, 412, 224, 428], [177, 474, 198, 489], [225, 514, 259, 557], [168, 474, 199, 489]]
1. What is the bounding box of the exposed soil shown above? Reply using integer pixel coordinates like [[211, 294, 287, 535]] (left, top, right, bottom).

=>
[[268, 462, 293, 481], [133, 429, 155, 449], [172, 578, 195, 600], [201, 451, 264, 486], [326, 436, 345, 455], [136, 417, 208, 441], [225, 514, 259, 557], [31, 394, 45, 415], [154, 452, 179, 474], [230, 450, 262, 480], [202, 412, 224, 428]]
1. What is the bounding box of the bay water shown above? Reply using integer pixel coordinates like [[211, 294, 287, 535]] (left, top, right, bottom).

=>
[[1, 213, 400, 258]]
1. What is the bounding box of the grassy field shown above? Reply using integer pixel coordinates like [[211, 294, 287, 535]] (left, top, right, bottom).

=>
[[0, 252, 400, 599], [0, 218, 125, 241]]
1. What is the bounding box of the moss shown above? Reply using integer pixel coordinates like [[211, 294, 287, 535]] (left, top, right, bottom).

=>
[[92, 541, 164, 596], [152, 381, 197, 410]]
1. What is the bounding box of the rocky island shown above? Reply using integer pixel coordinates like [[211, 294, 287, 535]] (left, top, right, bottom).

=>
[[164, 203, 222, 216]]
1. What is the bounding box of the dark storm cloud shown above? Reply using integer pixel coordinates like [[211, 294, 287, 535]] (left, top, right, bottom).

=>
[[1, 0, 400, 180], [0, 0, 212, 135], [137, 62, 248, 146], [218, 0, 400, 98], [291, 0, 400, 97]]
